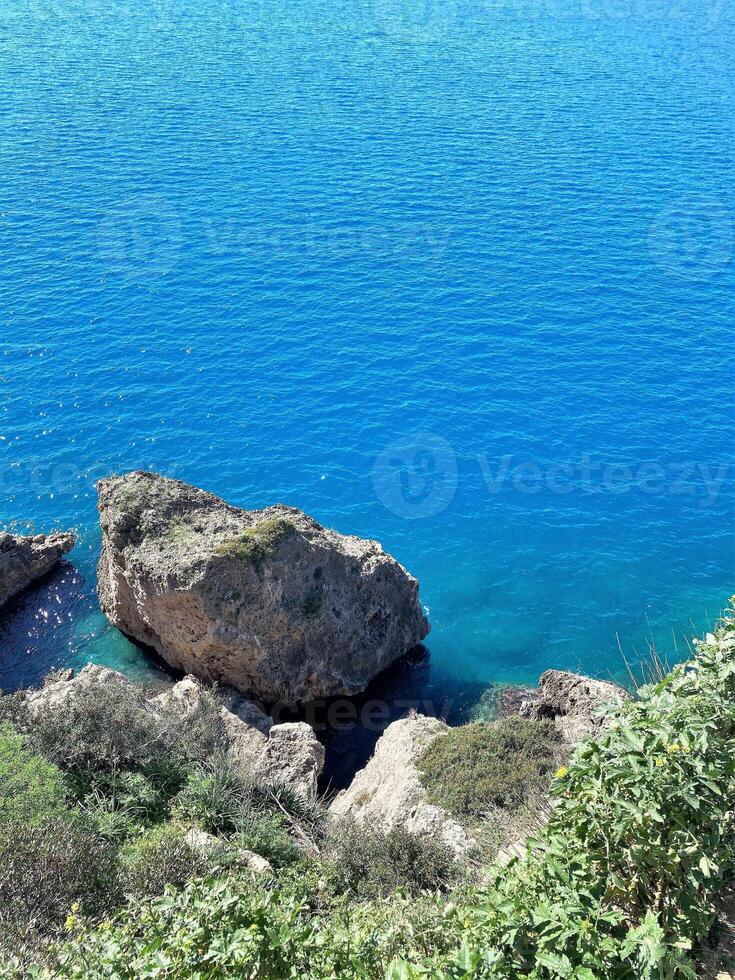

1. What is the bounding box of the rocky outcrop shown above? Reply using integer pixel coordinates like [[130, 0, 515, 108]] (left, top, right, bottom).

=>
[[26, 666, 324, 801], [520, 669, 629, 741], [256, 723, 325, 803], [0, 530, 75, 609], [156, 676, 324, 801], [26, 663, 141, 714], [153, 675, 272, 771], [329, 713, 474, 856], [96, 471, 429, 704]]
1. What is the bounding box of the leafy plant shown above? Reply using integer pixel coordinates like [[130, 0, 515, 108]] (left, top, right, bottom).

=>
[[323, 820, 457, 900], [120, 825, 207, 900], [0, 815, 119, 951]]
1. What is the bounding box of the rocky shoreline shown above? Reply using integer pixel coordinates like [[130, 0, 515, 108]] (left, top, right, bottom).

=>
[[1, 470, 629, 838]]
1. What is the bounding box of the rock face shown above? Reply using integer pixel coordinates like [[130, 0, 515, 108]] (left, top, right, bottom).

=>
[[0, 530, 75, 609], [96, 471, 429, 704], [520, 669, 629, 742], [329, 713, 474, 856], [257, 723, 325, 803]]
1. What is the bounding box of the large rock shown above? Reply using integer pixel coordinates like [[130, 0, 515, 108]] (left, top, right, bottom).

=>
[[0, 530, 75, 609], [329, 713, 474, 856], [96, 472, 429, 704], [520, 669, 629, 742]]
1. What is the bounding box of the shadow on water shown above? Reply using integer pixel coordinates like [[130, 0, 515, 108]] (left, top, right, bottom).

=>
[[277, 647, 521, 792]]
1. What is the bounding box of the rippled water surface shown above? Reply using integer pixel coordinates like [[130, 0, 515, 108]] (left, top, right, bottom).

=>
[[1, 0, 734, 714]]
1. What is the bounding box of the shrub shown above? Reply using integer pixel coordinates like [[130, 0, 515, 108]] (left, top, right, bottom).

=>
[[0, 815, 119, 950], [0, 675, 229, 821], [45, 873, 463, 979], [417, 716, 565, 819], [173, 751, 253, 835], [0, 723, 68, 827], [234, 810, 301, 868], [120, 825, 207, 900], [324, 820, 456, 900], [398, 598, 735, 978]]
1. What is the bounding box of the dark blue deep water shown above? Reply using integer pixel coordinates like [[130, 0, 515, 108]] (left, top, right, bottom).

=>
[[1, 0, 734, 725]]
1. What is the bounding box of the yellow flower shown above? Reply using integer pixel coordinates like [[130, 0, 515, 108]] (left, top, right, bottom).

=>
[[656, 757, 666, 767], [65, 914, 76, 932], [666, 743, 681, 754], [555, 767, 568, 779]]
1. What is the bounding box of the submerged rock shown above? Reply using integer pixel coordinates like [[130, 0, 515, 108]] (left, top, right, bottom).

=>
[[329, 712, 474, 856], [96, 471, 429, 704], [520, 669, 629, 741], [0, 530, 75, 609]]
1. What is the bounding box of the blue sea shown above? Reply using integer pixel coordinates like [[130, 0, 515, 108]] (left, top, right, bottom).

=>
[[1, 0, 734, 731]]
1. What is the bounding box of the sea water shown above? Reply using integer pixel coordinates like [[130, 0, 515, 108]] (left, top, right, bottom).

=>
[[1, 0, 733, 734]]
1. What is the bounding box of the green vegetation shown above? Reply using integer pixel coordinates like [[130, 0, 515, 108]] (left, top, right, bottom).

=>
[[323, 819, 457, 900], [215, 517, 296, 565], [0, 723, 68, 826], [417, 716, 565, 820], [2, 600, 734, 978]]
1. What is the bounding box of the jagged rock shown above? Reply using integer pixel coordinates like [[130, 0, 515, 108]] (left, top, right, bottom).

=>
[[153, 675, 272, 770], [256, 722, 325, 803], [520, 669, 629, 741], [329, 713, 474, 856], [183, 827, 273, 874], [25, 667, 324, 801], [0, 530, 75, 609], [156, 676, 324, 800]]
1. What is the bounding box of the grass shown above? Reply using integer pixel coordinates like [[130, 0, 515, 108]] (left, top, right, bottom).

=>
[[215, 518, 296, 566]]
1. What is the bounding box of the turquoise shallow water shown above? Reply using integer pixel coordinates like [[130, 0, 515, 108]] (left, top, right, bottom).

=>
[[0, 0, 734, 723]]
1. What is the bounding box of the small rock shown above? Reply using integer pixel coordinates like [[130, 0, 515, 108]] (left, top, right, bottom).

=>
[[520, 670, 629, 742], [184, 827, 273, 874]]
